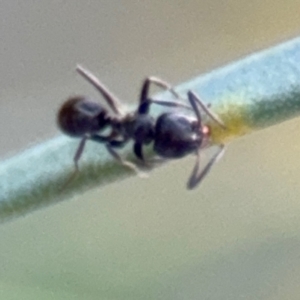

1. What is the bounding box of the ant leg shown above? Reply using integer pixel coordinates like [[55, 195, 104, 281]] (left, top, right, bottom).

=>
[[133, 142, 169, 166], [106, 144, 148, 178], [187, 91, 202, 124], [76, 65, 124, 116], [91, 135, 147, 177], [133, 142, 144, 161], [73, 136, 88, 171], [148, 98, 193, 111], [138, 77, 183, 114], [60, 136, 88, 190], [90, 133, 123, 145], [145, 156, 169, 167], [187, 91, 226, 129], [187, 144, 225, 190]]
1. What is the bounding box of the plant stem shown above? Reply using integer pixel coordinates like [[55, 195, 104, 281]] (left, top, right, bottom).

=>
[[1, 37, 300, 223]]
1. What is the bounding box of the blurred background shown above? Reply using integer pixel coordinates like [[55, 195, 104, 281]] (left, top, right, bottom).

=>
[[1, 1, 300, 299]]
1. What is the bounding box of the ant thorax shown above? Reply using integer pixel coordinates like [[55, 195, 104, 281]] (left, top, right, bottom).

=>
[[119, 113, 155, 144]]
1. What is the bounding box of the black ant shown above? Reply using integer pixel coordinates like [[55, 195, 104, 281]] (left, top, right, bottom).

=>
[[58, 65, 191, 181], [58, 65, 226, 189]]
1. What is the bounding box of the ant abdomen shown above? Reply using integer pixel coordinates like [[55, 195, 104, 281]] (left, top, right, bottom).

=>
[[57, 96, 110, 137]]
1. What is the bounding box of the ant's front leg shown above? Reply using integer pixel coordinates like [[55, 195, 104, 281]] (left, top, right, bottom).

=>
[[187, 145, 225, 190], [187, 91, 226, 129]]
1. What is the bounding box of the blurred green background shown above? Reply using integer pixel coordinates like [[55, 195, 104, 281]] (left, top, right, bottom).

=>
[[1, 1, 300, 299]]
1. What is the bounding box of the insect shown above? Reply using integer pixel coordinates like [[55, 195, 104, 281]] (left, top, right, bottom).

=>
[[57, 65, 191, 181], [58, 65, 226, 189]]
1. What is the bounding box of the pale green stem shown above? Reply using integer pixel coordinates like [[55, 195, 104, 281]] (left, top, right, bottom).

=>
[[1, 37, 300, 223]]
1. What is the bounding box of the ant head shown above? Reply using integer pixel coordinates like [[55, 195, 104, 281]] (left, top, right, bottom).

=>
[[57, 96, 110, 137], [190, 118, 211, 141]]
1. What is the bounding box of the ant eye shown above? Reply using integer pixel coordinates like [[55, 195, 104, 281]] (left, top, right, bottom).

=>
[[202, 125, 210, 135]]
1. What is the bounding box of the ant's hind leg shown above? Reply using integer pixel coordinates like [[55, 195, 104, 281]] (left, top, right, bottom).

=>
[[187, 145, 225, 190], [73, 136, 88, 173], [106, 144, 148, 178], [187, 91, 202, 124], [76, 65, 124, 116], [60, 136, 88, 190]]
